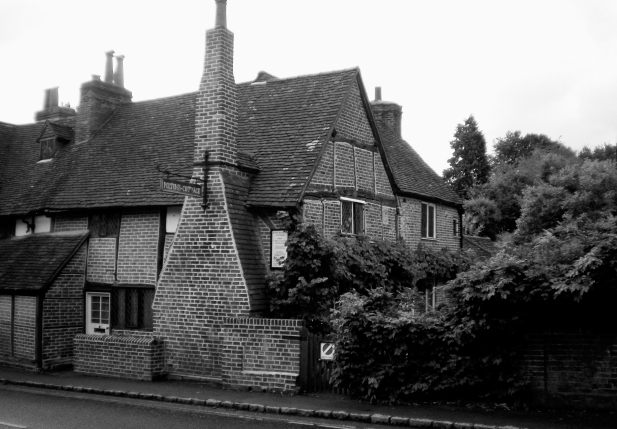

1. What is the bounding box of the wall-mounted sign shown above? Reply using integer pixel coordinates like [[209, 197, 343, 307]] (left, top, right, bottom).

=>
[[160, 178, 202, 198], [270, 230, 288, 269], [320, 342, 335, 360]]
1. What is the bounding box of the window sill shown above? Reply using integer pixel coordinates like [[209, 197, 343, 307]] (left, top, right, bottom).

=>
[[37, 158, 53, 164], [420, 237, 437, 241]]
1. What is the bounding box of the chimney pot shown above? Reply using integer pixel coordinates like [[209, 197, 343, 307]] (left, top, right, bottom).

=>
[[92, 74, 101, 81], [104, 50, 115, 83], [113, 55, 125, 88], [375, 87, 382, 101], [215, 0, 227, 28]]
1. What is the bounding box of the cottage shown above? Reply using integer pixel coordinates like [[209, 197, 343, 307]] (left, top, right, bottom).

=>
[[0, 0, 461, 389]]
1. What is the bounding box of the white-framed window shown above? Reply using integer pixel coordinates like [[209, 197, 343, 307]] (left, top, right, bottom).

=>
[[340, 197, 365, 235], [421, 203, 436, 239], [453, 218, 459, 236], [86, 292, 110, 335]]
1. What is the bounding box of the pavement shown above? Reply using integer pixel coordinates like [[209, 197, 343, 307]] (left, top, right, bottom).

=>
[[0, 366, 616, 429]]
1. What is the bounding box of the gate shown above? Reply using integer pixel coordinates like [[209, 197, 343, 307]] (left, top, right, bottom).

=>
[[298, 328, 348, 394]]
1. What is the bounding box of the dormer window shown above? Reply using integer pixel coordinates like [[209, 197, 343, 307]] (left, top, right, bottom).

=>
[[40, 137, 58, 160]]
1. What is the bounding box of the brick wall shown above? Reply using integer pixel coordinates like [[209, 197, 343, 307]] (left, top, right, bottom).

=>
[[42, 244, 86, 369], [365, 202, 382, 238], [382, 206, 397, 242], [399, 198, 460, 251], [87, 238, 116, 283], [154, 169, 251, 379], [311, 143, 333, 187], [335, 79, 374, 145], [334, 142, 355, 189], [302, 199, 323, 235], [323, 200, 341, 238], [221, 318, 303, 392], [374, 156, 393, 196], [521, 331, 617, 409], [355, 148, 374, 192], [74, 334, 164, 381], [117, 209, 160, 285], [0, 296, 11, 356], [54, 214, 88, 232], [13, 296, 36, 361]]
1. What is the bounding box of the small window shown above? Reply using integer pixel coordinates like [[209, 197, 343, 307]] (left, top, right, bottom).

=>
[[421, 203, 436, 239], [40, 138, 58, 160], [111, 288, 154, 331], [14, 215, 52, 236], [453, 218, 459, 236], [341, 198, 365, 235], [89, 212, 121, 237], [86, 292, 110, 335], [0, 218, 15, 239]]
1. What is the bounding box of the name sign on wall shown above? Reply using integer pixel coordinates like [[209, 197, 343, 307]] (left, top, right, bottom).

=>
[[270, 230, 288, 269], [160, 178, 203, 198]]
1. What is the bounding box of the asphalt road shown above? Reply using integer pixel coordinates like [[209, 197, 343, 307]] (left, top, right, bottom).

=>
[[0, 385, 357, 429]]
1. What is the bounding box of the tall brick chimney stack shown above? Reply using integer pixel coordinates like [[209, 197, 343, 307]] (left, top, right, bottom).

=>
[[194, 0, 238, 167], [35, 87, 76, 122], [370, 87, 403, 139], [75, 52, 132, 142]]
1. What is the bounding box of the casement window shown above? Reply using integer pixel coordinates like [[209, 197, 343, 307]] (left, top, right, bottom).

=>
[[39, 138, 58, 160], [111, 288, 154, 331], [86, 292, 110, 335], [89, 212, 121, 237], [340, 197, 365, 235], [453, 218, 459, 236], [420, 203, 436, 239]]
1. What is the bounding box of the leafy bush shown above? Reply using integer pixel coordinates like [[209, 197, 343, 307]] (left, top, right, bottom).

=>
[[266, 220, 471, 334]]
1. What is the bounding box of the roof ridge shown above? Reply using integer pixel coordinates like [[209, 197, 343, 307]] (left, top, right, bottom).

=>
[[237, 67, 359, 86]]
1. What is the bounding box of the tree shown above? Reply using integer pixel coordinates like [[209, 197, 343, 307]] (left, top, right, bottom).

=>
[[579, 143, 617, 162], [492, 131, 568, 167], [443, 115, 491, 199]]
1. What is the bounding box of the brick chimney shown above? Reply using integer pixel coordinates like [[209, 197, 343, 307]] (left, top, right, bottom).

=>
[[35, 87, 76, 122], [194, 0, 238, 167], [75, 53, 132, 142], [370, 86, 403, 139]]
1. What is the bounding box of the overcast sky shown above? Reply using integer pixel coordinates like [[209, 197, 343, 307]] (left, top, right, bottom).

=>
[[2, 0, 617, 174]]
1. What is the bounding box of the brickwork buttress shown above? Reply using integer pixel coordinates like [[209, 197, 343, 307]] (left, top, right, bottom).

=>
[[117, 209, 160, 285], [154, 169, 251, 379]]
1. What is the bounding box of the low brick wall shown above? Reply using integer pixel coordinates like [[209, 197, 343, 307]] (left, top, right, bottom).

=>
[[522, 331, 617, 409], [221, 318, 303, 392], [74, 334, 164, 381]]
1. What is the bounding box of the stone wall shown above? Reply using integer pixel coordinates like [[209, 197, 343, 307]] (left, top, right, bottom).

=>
[[74, 334, 164, 381]]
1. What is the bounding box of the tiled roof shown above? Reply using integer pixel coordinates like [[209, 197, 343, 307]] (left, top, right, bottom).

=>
[[237, 68, 358, 207], [0, 93, 195, 216], [0, 231, 89, 291], [46, 122, 74, 141], [222, 171, 267, 313], [375, 120, 462, 207], [463, 235, 497, 260]]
